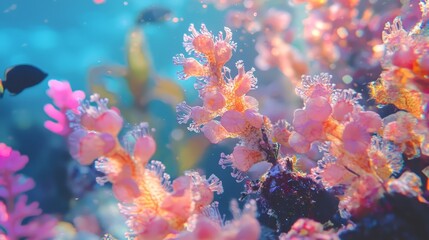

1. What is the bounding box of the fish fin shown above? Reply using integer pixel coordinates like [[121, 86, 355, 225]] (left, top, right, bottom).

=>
[[4, 67, 13, 76], [175, 135, 210, 173], [87, 65, 128, 106], [88, 65, 128, 83], [127, 28, 151, 85], [149, 77, 184, 108]]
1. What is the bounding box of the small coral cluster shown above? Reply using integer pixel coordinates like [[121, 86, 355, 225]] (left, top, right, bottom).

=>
[[370, 1, 429, 120], [0, 143, 57, 240], [174, 24, 274, 181]]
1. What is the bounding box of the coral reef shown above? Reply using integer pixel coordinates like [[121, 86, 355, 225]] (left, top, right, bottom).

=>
[[16, 1, 429, 239]]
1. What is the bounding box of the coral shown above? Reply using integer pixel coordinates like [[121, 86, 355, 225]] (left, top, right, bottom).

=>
[[387, 171, 427, 203], [288, 73, 386, 163], [60, 93, 222, 238], [282, 73, 424, 222], [175, 200, 261, 240], [44, 80, 86, 136], [383, 111, 427, 159], [44, 80, 263, 239], [370, 1, 429, 117], [38, 7, 429, 238], [173, 22, 428, 238], [0, 143, 57, 239], [338, 174, 385, 219], [174, 24, 275, 181], [280, 218, 339, 240]]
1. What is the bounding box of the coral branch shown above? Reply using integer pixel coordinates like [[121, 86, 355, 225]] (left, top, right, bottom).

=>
[[0, 143, 57, 239], [44, 80, 85, 135], [174, 24, 277, 182]]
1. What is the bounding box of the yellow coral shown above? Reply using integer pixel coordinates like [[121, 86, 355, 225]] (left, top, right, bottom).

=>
[[369, 79, 423, 118]]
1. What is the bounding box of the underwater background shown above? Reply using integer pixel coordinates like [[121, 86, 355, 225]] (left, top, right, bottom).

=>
[[1, 0, 429, 239]]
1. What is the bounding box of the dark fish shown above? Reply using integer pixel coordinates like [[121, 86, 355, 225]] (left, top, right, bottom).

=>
[[136, 6, 171, 25], [0, 64, 47, 98]]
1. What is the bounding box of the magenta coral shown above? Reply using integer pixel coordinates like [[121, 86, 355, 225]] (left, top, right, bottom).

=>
[[0, 143, 57, 240], [44, 80, 85, 136]]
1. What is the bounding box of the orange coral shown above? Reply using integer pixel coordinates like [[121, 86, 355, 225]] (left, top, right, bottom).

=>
[[371, 4, 429, 117], [369, 73, 423, 118]]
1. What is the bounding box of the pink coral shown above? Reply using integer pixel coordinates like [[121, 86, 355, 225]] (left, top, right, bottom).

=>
[[0, 143, 57, 240], [174, 24, 275, 181], [280, 218, 339, 240], [339, 174, 385, 219], [176, 200, 260, 240], [370, 3, 429, 118], [288, 74, 386, 159], [68, 129, 116, 165], [44, 80, 85, 136], [284, 74, 410, 219], [383, 111, 427, 159]]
